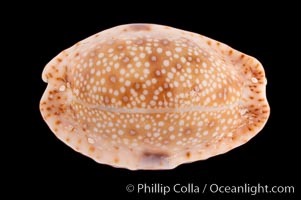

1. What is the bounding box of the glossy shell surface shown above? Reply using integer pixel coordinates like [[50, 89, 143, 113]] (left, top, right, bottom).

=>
[[40, 24, 270, 170]]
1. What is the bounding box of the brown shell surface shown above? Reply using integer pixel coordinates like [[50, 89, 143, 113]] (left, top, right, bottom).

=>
[[40, 24, 270, 170]]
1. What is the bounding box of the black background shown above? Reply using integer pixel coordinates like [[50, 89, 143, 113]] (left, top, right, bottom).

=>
[[11, 2, 299, 199]]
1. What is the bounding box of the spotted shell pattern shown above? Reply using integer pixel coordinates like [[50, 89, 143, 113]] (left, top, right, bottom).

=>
[[40, 24, 270, 170]]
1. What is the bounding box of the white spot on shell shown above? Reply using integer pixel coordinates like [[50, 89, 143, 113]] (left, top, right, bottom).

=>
[[175, 47, 182, 52], [251, 77, 258, 83], [163, 60, 170, 67], [88, 137, 95, 144], [125, 80, 131, 87], [144, 124, 151, 130], [156, 48, 163, 53], [118, 130, 124, 135], [59, 85, 66, 92], [110, 76, 116, 83], [98, 53, 104, 58], [239, 108, 248, 116], [120, 86, 126, 93], [123, 57, 130, 63], [168, 126, 174, 131], [197, 121, 203, 126], [158, 121, 164, 127]]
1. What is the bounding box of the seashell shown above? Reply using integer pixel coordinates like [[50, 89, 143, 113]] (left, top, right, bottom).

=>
[[40, 24, 270, 170]]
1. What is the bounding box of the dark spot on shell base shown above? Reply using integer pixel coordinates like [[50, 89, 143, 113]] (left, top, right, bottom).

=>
[[140, 152, 169, 168]]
